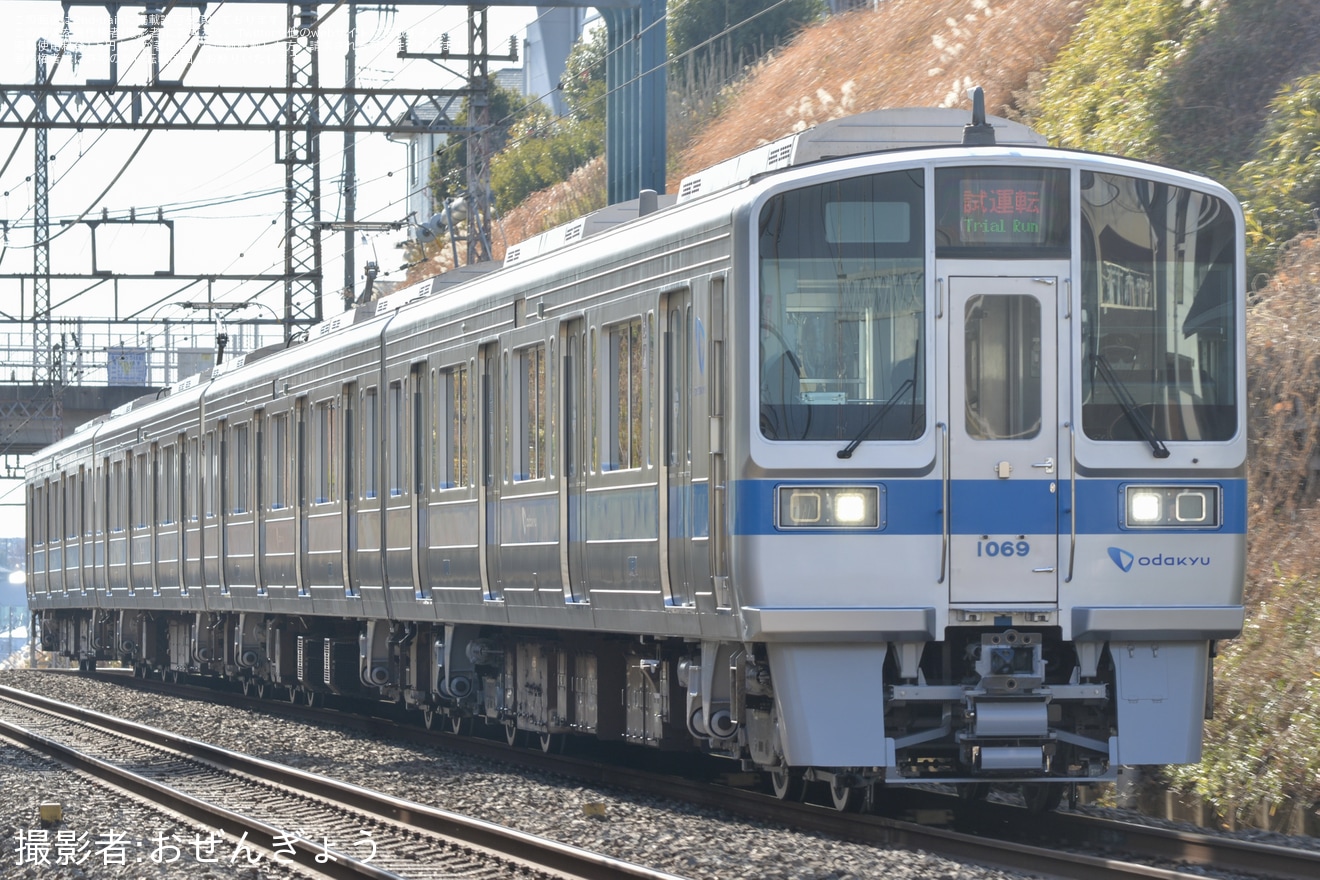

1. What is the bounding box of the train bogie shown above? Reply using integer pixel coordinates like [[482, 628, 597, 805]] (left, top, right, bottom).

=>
[[27, 103, 1246, 806]]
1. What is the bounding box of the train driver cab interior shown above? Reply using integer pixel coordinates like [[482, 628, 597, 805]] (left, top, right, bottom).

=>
[[757, 171, 927, 444]]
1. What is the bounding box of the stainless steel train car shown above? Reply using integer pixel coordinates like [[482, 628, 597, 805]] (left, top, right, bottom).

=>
[[25, 99, 1246, 810]]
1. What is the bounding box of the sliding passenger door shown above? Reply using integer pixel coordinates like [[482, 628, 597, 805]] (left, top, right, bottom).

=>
[[382, 367, 419, 607], [292, 402, 305, 598], [561, 319, 588, 603], [421, 360, 479, 605], [353, 384, 389, 616], [479, 343, 503, 602], [662, 289, 696, 608], [303, 395, 343, 599], [183, 436, 203, 596], [342, 382, 359, 598], [411, 363, 431, 600]]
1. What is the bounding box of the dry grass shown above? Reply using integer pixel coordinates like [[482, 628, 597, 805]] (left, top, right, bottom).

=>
[[1167, 231, 1320, 823], [470, 0, 1090, 269], [675, 0, 1089, 182], [401, 158, 606, 282], [494, 157, 607, 259], [1244, 233, 1320, 594]]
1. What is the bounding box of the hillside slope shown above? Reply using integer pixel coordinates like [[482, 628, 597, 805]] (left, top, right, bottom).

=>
[[676, 0, 1087, 180], [493, 0, 1089, 259]]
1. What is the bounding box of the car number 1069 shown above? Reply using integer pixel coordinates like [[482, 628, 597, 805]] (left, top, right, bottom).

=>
[[976, 539, 1030, 558]]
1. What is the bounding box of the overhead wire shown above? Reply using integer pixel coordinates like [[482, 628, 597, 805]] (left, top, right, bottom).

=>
[[10, 0, 801, 326], [0, 0, 805, 481], [202, 1, 798, 303]]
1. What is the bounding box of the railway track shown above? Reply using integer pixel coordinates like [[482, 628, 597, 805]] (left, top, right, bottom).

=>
[[14, 671, 1320, 880], [0, 683, 687, 880]]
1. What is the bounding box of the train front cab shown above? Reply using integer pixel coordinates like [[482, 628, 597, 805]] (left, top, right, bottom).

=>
[[739, 154, 1246, 802]]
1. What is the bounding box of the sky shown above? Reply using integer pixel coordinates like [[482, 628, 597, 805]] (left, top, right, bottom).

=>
[[0, 1, 544, 538]]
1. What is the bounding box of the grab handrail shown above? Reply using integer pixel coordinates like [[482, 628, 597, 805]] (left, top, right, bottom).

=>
[[937, 421, 949, 584], [1065, 421, 1077, 583]]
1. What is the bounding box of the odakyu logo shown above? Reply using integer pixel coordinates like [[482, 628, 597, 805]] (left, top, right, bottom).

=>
[[1108, 546, 1211, 572], [1107, 547, 1135, 572]]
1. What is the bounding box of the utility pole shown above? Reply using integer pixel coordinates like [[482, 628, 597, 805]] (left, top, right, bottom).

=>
[[343, 3, 358, 309], [398, 7, 518, 265], [464, 6, 493, 265], [34, 38, 59, 388], [283, 3, 324, 339]]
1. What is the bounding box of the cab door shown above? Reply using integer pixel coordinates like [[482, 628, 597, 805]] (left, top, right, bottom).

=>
[[948, 275, 1058, 604]]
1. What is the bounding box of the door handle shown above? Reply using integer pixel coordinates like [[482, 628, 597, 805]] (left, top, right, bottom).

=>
[[1031, 458, 1055, 474]]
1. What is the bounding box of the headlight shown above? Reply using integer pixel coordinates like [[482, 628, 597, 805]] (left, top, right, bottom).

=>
[[1123, 485, 1220, 528], [777, 485, 881, 529]]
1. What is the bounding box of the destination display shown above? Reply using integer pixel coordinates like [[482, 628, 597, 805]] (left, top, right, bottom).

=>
[[935, 167, 1069, 253], [960, 179, 1044, 240]]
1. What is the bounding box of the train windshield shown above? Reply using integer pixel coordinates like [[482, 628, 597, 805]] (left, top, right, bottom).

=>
[[758, 170, 926, 441], [1079, 172, 1238, 444]]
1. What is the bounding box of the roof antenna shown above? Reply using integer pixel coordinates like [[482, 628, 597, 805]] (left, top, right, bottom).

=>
[[962, 86, 996, 146]]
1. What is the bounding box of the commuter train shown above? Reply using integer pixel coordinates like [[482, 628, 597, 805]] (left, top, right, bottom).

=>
[[26, 98, 1246, 811]]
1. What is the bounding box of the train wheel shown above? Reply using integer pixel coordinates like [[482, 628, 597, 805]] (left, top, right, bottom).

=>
[[287, 686, 301, 705], [449, 714, 471, 736], [769, 767, 804, 802], [422, 708, 438, 730], [829, 777, 863, 812], [1020, 783, 1064, 815], [241, 678, 253, 697], [538, 732, 563, 754], [304, 689, 322, 708], [504, 722, 522, 747]]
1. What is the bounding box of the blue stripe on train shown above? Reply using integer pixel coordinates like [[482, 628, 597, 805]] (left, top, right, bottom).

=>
[[731, 478, 1246, 536]]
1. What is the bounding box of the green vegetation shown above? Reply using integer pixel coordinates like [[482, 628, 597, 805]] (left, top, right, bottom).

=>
[[1166, 581, 1320, 826], [1033, 0, 1196, 162], [1235, 75, 1320, 284], [1034, 0, 1320, 280], [489, 27, 607, 215], [428, 80, 532, 210], [1031, 0, 1320, 823]]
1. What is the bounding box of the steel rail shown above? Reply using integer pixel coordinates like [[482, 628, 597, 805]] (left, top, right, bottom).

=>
[[0, 684, 688, 880], [30, 670, 1320, 880]]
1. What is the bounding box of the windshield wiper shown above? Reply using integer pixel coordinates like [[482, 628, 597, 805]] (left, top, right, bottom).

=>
[[1090, 354, 1170, 459], [837, 378, 916, 459]]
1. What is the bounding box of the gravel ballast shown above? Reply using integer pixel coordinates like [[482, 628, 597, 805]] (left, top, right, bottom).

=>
[[1, 668, 1035, 880]]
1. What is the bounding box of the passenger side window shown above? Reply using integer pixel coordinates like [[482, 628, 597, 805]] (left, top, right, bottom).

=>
[[232, 425, 250, 514], [271, 415, 288, 509], [160, 446, 176, 525], [440, 365, 470, 488], [607, 318, 645, 470], [314, 402, 335, 504], [518, 343, 547, 480], [363, 388, 378, 499]]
